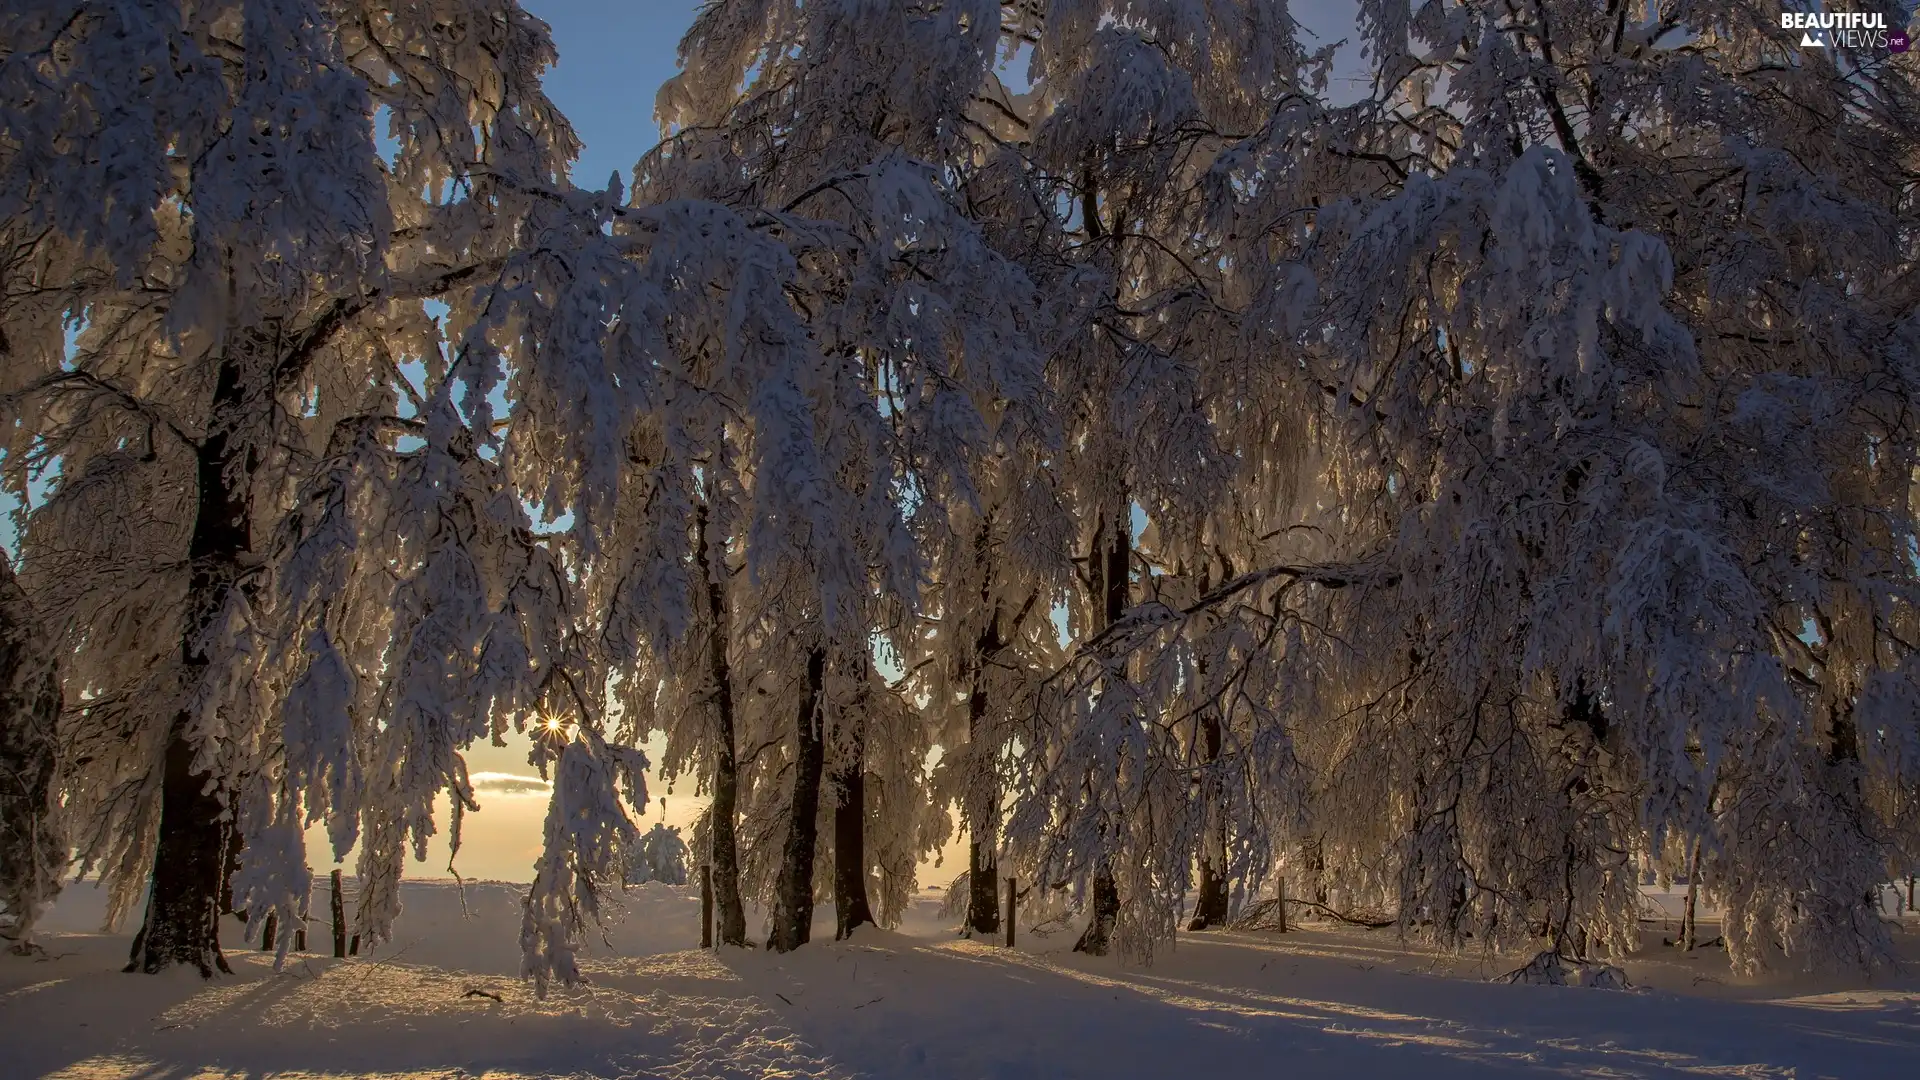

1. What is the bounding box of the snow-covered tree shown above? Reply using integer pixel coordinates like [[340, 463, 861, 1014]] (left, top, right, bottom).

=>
[[0, 0, 654, 982], [628, 0, 1053, 952], [1054, 0, 1920, 973], [8, 0, 1917, 989], [627, 821, 690, 887]]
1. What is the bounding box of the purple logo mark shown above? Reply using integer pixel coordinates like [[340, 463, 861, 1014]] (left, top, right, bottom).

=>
[[1893, 29, 1913, 53]]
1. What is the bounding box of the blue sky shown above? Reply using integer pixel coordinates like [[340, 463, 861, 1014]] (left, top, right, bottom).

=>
[[531, 2, 1367, 190], [534, 2, 706, 189]]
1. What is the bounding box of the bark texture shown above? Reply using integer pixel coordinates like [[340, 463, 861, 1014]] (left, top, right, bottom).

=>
[[1075, 507, 1129, 956], [768, 647, 827, 953], [831, 700, 875, 940], [696, 500, 748, 947], [962, 521, 1029, 938], [1186, 728, 1230, 929], [130, 351, 254, 976]]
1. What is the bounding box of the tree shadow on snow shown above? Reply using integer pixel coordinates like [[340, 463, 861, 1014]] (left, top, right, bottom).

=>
[[715, 929, 1920, 1079]]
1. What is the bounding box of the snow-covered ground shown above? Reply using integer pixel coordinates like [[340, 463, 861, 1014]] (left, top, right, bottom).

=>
[[6, 881, 1919, 1078]]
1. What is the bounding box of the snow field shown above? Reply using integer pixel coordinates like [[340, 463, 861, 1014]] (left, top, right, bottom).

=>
[[7, 880, 1919, 1078]]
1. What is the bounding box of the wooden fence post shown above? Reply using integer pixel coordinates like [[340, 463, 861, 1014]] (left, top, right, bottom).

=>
[[1005, 877, 1016, 948], [331, 870, 348, 958], [701, 863, 714, 949]]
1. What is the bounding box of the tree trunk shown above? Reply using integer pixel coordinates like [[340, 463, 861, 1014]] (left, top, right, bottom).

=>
[[130, 720, 233, 975], [700, 864, 713, 948], [1189, 853, 1229, 930], [330, 870, 347, 958], [967, 836, 1000, 937], [1074, 872, 1121, 955], [129, 350, 253, 977], [695, 499, 748, 947], [1680, 839, 1701, 951], [221, 821, 245, 916], [963, 654, 1000, 937], [768, 647, 827, 953], [1074, 506, 1129, 956], [1187, 707, 1229, 931], [831, 702, 875, 940], [0, 552, 64, 949], [963, 520, 1003, 937]]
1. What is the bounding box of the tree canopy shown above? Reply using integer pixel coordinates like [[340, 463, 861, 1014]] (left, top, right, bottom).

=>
[[3, 0, 1918, 986]]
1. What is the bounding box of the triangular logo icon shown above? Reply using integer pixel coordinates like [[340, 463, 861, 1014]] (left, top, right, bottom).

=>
[[1801, 30, 1826, 47]]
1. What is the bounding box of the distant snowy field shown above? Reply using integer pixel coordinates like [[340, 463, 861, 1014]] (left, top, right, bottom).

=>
[[6, 881, 1919, 1078]]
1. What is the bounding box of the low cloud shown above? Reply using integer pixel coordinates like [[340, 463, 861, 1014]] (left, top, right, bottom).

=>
[[468, 771, 553, 797]]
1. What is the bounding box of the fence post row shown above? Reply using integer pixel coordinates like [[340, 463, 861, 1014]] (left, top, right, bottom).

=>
[[255, 869, 359, 956]]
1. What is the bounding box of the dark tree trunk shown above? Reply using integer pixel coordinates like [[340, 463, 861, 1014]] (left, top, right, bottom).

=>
[[1188, 709, 1230, 931], [963, 630, 999, 936], [1075, 506, 1129, 956], [1186, 555, 1229, 932], [131, 719, 233, 975], [1188, 855, 1229, 932], [1304, 837, 1328, 905], [700, 864, 713, 948], [967, 838, 1000, 936], [1188, 549, 1228, 934], [129, 351, 253, 977], [1074, 872, 1121, 955], [831, 702, 875, 940], [696, 499, 748, 947], [768, 647, 827, 953], [221, 821, 245, 916], [1680, 839, 1701, 951], [962, 520, 1004, 937], [330, 870, 347, 958], [0, 552, 64, 946]]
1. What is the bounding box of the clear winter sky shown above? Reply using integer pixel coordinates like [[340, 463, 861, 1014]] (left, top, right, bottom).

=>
[[356, 0, 1360, 885]]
